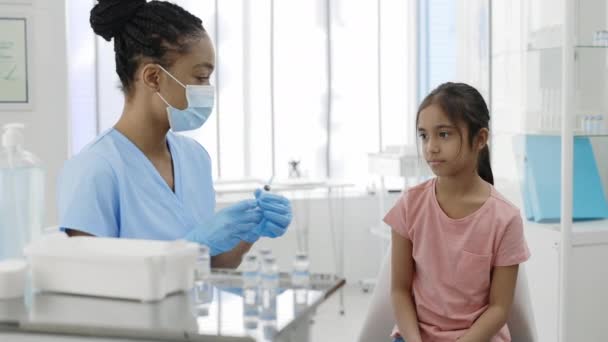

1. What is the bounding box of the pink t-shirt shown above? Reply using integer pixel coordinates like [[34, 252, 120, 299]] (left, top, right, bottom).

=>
[[384, 178, 530, 342]]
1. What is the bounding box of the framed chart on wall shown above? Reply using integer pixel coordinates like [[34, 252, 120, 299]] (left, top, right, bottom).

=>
[[0, 17, 30, 109]]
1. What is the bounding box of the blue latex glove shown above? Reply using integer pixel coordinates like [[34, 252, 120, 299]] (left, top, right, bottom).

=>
[[255, 189, 293, 238], [185, 199, 263, 256]]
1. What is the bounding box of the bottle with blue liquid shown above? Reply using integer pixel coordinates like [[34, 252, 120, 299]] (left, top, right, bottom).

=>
[[242, 253, 260, 329], [192, 245, 213, 316], [291, 252, 310, 313], [260, 255, 279, 322], [257, 248, 272, 306], [0, 123, 44, 260]]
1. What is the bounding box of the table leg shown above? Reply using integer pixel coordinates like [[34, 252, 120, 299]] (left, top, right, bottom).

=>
[[327, 187, 346, 315], [276, 313, 312, 342]]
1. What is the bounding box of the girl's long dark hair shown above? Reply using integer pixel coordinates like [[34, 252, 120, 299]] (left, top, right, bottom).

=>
[[417, 82, 493, 185]]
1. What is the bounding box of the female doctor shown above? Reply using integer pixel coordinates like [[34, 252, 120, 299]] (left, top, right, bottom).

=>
[[57, 0, 292, 268]]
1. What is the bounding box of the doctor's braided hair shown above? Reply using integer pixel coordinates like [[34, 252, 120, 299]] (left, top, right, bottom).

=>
[[90, 0, 206, 95], [417, 82, 494, 185]]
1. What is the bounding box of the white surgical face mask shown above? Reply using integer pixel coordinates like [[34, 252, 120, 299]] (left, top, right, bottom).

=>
[[156, 65, 215, 132]]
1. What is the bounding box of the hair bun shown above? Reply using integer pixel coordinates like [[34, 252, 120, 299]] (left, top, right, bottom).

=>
[[90, 0, 147, 41]]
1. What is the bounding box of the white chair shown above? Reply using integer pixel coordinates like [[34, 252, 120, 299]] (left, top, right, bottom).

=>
[[357, 245, 537, 342]]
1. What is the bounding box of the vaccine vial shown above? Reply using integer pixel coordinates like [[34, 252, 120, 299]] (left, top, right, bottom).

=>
[[590, 115, 598, 134], [242, 254, 260, 329], [259, 248, 272, 260], [192, 245, 213, 317], [260, 255, 279, 322], [257, 248, 272, 306], [291, 252, 310, 314], [583, 115, 592, 133], [594, 114, 603, 134], [291, 253, 310, 300], [195, 245, 210, 281]]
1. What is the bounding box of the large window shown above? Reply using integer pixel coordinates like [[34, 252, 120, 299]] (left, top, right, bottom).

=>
[[418, 0, 490, 102], [66, 0, 96, 156]]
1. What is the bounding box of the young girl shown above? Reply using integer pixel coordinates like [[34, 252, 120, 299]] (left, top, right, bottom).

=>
[[385, 83, 530, 342]]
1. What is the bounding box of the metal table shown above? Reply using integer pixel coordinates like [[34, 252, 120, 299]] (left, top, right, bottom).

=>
[[0, 270, 345, 342]]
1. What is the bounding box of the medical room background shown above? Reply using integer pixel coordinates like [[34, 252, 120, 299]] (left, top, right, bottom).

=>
[[1, 0, 608, 341]]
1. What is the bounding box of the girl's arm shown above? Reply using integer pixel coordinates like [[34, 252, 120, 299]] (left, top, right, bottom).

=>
[[391, 230, 423, 342], [457, 264, 519, 342]]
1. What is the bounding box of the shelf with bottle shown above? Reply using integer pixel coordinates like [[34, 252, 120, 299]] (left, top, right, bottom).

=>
[[493, 129, 608, 138], [521, 102, 608, 136], [516, 131, 608, 138], [527, 25, 608, 52], [527, 45, 608, 52], [542, 113, 608, 137], [492, 111, 608, 137]]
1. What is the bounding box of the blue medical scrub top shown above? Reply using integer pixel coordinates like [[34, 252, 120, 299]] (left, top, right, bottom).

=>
[[57, 129, 216, 240]]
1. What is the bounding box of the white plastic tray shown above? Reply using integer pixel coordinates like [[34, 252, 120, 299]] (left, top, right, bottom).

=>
[[24, 236, 199, 302]]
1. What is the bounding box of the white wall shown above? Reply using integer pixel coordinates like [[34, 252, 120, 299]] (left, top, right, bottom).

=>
[[0, 0, 69, 226]]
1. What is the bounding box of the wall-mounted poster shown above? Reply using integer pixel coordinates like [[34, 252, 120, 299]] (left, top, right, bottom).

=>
[[0, 17, 28, 104]]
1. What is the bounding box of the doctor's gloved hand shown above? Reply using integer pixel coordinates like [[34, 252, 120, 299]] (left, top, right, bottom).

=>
[[240, 190, 292, 243], [255, 189, 293, 238], [185, 199, 263, 256]]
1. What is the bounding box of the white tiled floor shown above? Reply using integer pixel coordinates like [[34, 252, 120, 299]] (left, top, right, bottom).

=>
[[311, 284, 374, 342]]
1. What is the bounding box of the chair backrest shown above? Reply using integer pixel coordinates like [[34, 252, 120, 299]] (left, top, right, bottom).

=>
[[507, 263, 538, 342], [357, 245, 397, 342], [357, 246, 538, 342]]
